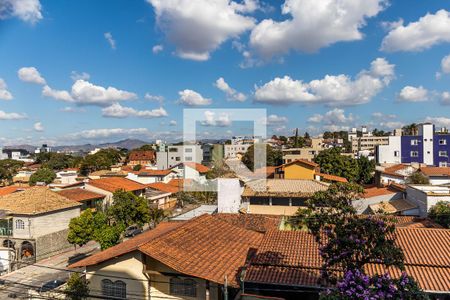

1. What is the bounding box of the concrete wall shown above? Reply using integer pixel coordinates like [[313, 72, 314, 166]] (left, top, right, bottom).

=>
[[352, 193, 403, 214], [84, 185, 114, 206], [218, 179, 242, 213], [35, 228, 74, 260], [377, 136, 401, 164]]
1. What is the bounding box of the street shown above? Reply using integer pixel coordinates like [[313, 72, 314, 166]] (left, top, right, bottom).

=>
[[0, 241, 99, 299]]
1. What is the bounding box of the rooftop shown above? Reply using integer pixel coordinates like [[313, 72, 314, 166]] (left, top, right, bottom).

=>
[[363, 186, 401, 198], [243, 179, 329, 197], [0, 187, 81, 215], [172, 162, 210, 173], [146, 182, 180, 193], [0, 186, 29, 196], [57, 188, 105, 203], [128, 150, 156, 162], [420, 166, 450, 177], [369, 198, 418, 214], [87, 177, 146, 193]]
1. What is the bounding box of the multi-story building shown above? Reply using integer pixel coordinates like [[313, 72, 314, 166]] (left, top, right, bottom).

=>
[[282, 138, 325, 163], [224, 143, 252, 159], [377, 123, 450, 167], [156, 145, 203, 169]]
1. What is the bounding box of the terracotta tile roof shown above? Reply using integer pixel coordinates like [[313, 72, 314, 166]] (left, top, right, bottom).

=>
[[172, 162, 210, 173], [243, 179, 329, 197], [69, 221, 182, 268], [147, 182, 180, 193], [88, 170, 128, 177], [419, 166, 450, 177], [128, 150, 156, 162], [0, 186, 81, 215], [380, 216, 442, 229], [87, 177, 146, 193], [245, 227, 450, 292], [363, 186, 400, 198], [381, 164, 417, 178], [133, 169, 174, 176], [316, 173, 348, 183], [167, 178, 194, 188], [57, 188, 105, 203], [139, 214, 263, 287], [278, 159, 319, 169], [213, 213, 282, 233], [369, 198, 417, 214], [0, 186, 29, 196], [253, 167, 277, 179]]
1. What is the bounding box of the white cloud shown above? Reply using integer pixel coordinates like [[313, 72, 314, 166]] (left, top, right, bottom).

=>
[[379, 121, 403, 129], [144, 93, 164, 103], [254, 57, 394, 105], [68, 128, 149, 140], [104, 32, 116, 49], [42, 85, 73, 102], [397, 86, 428, 102], [249, 0, 386, 59], [214, 77, 246, 101], [441, 54, 450, 74], [372, 112, 396, 119], [263, 114, 288, 125], [440, 91, 450, 105], [381, 10, 450, 52], [308, 108, 354, 126], [0, 79, 13, 100], [71, 80, 137, 106], [70, 71, 90, 81], [152, 44, 164, 54], [0, 110, 27, 120], [0, 0, 42, 24], [169, 120, 177, 126], [33, 121, 44, 132], [178, 89, 212, 106], [147, 0, 256, 61], [101, 103, 168, 118], [201, 110, 231, 127], [424, 117, 450, 128], [18, 67, 46, 84], [60, 106, 86, 113]]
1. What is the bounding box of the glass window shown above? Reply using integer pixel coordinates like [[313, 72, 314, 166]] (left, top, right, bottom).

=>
[[439, 151, 448, 157], [15, 219, 24, 230], [101, 279, 126, 299], [439, 162, 448, 167], [439, 139, 447, 145], [410, 151, 418, 157], [394, 151, 399, 157], [185, 148, 193, 153], [185, 156, 193, 161], [170, 278, 197, 297], [411, 140, 419, 146]]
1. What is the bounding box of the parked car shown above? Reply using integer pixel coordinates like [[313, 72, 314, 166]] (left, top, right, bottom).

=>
[[37, 279, 66, 293], [124, 225, 143, 237]]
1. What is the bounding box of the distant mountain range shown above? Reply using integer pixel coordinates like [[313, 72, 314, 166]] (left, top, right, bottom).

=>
[[4, 139, 151, 153]]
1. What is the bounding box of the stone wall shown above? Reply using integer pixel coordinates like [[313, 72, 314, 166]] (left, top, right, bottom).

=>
[[35, 228, 73, 261]]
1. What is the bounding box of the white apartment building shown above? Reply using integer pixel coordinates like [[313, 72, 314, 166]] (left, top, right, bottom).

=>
[[156, 145, 203, 169], [224, 144, 252, 159]]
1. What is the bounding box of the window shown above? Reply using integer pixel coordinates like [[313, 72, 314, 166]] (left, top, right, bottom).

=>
[[175, 157, 181, 161], [439, 151, 448, 157], [170, 278, 197, 297], [101, 279, 126, 299], [411, 139, 419, 146], [410, 151, 419, 157], [15, 219, 24, 230], [169, 147, 178, 152], [394, 151, 399, 157], [185, 148, 193, 153], [185, 156, 193, 161], [439, 162, 448, 167], [439, 139, 447, 145]]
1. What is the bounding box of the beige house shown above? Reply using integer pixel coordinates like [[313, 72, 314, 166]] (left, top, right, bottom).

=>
[[351, 135, 389, 155], [282, 138, 325, 163], [70, 214, 278, 300]]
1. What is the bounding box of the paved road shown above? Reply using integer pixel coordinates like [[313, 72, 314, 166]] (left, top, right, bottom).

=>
[[0, 241, 99, 299]]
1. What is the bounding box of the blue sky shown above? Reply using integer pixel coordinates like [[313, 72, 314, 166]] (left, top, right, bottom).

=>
[[0, 0, 449, 145]]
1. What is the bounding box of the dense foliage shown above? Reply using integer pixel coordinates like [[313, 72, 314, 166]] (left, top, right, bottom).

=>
[[79, 149, 122, 176], [406, 171, 430, 184], [108, 190, 150, 227], [0, 159, 24, 185], [242, 144, 282, 171], [313, 148, 375, 183], [65, 272, 90, 300], [290, 183, 428, 299], [428, 201, 450, 228], [35, 152, 82, 171], [29, 168, 56, 185]]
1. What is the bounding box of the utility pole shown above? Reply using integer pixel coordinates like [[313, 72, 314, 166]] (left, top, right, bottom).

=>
[[223, 275, 228, 300]]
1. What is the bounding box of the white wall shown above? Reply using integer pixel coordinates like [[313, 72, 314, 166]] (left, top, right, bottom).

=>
[[217, 179, 242, 213], [420, 124, 434, 165], [377, 136, 401, 164]]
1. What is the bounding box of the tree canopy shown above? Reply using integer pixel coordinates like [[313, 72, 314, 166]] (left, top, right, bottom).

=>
[[65, 272, 90, 300], [108, 190, 150, 227], [79, 148, 122, 175], [406, 171, 429, 184], [29, 168, 56, 185], [242, 144, 282, 171], [428, 201, 450, 228], [0, 159, 24, 185]]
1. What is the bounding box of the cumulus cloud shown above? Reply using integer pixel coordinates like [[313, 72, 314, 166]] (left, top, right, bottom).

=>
[[308, 108, 354, 128], [214, 77, 246, 101], [263, 114, 288, 125], [104, 32, 116, 49], [68, 128, 150, 140], [0, 110, 27, 120], [101, 103, 168, 118], [0, 79, 13, 100], [169, 120, 177, 126], [60, 106, 86, 113], [178, 89, 212, 106], [441, 54, 450, 74], [254, 57, 394, 106], [18, 67, 46, 84], [379, 121, 403, 129], [152, 44, 164, 54], [440, 91, 450, 105], [144, 93, 164, 104], [249, 0, 386, 59], [372, 112, 396, 119], [397, 86, 428, 102], [70, 71, 90, 81], [42, 85, 73, 102], [424, 116, 450, 128], [0, 0, 42, 24], [381, 10, 450, 52], [147, 0, 256, 61], [201, 110, 231, 127], [33, 121, 44, 132]]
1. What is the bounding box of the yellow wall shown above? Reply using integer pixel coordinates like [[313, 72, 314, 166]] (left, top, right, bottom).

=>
[[284, 163, 315, 180]]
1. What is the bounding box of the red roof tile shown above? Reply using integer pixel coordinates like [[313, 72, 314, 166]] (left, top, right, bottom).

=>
[[128, 150, 156, 162], [278, 159, 319, 169], [420, 166, 450, 177], [316, 173, 348, 183], [88, 177, 146, 193], [133, 169, 174, 176], [0, 186, 29, 196], [57, 188, 105, 202], [363, 186, 400, 198], [147, 182, 180, 193], [172, 162, 210, 173]]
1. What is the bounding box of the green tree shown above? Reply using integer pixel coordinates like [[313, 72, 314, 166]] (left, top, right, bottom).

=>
[[0, 159, 24, 185], [94, 224, 123, 250], [428, 201, 450, 228], [314, 148, 359, 182], [67, 209, 96, 247], [149, 208, 166, 228], [108, 190, 150, 227], [29, 168, 56, 185], [133, 164, 142, 171], [406, 171, 429, 184], [138, 144, 154, 151], [357, 156, 375, 184], [65, 273, 89, 300], [242, 144, 282, 171], [79, 148, 122, 176]]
